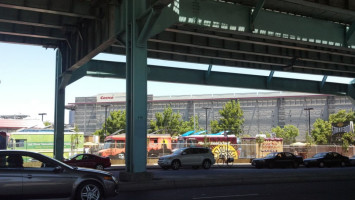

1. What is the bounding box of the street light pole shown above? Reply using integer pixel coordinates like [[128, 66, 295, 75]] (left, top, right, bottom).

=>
[[202, 107, 211, 134], [101, 105, 110, 136], [38, 113, 47, 122], [304, 108, 314, 138]]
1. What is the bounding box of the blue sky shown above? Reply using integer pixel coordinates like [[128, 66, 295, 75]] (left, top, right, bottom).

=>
[[0, 43, 353, 123]]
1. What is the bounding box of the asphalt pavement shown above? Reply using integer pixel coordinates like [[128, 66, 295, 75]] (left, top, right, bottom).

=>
[[107, 164, 355, 192]]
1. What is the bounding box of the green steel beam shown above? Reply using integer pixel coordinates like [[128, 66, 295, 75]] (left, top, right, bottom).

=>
[[267, 70, 274, 89], [346, 23, 355, 45], [249, 0, 265, 31], [0, 0, 96, 19], [204, 64, 213, 83], [81, 60, 352, 98], [178, 0, 352, 46], [54, 50, 65, 161], [320, 75, 328, 91], [124, 0, 148, 174]]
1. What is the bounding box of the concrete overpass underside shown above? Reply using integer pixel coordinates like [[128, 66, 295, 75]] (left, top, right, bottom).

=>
[[1, 0, 355, 177]]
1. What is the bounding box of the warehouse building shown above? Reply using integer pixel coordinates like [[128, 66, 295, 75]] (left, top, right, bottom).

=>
[[67, 92, 354, 141]]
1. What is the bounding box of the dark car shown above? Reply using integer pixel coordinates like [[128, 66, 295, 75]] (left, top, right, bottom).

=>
[[303, 152, 349, 168], [63, 153, 111, 170], [350, 155, 355, 166], [251, 152, 303, 169], [0, 150, 119, 200]]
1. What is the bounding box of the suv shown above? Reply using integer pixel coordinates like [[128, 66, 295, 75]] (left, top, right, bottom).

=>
[[158, 147, 215, 170]]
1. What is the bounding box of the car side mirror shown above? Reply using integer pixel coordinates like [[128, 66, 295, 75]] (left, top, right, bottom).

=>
[[53, 166, 63, 173]]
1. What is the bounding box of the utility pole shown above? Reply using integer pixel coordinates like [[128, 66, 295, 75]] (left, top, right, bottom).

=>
[[101, 105, 110, 136], [304, 108, 314, 138], [202, 107, 211, 134], [38, 113, 47, 122]]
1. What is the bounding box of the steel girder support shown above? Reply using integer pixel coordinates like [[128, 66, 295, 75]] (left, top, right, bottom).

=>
[[124, 0, 149, 173], [62, 2, 122, 73], [82, 60, 351, 98], [54, 50, 65, 161], [178, 0, 354, 46], [249, 0, 265, 32]]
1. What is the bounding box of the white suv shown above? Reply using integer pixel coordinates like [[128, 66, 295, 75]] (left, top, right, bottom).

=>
[[158, 147, 215, 170]]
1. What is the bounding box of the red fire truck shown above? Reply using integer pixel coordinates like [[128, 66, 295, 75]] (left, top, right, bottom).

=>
[[98, 133, 172, 158]]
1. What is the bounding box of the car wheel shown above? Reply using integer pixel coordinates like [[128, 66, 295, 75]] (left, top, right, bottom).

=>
[[171, 160, 180, 170], [95, 164, 104, 170], [319, 162, 325, 168], [76, 181, 103, 200], [202, 160, 211, 169]]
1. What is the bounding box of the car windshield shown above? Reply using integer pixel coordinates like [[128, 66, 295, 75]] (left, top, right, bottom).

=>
[[312, 152, 327, 158], [172, 148, 185, 155], [264, 152, 277, 158]]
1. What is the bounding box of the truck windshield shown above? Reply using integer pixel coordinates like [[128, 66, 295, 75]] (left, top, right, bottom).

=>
[[103, 140, 115, 149]]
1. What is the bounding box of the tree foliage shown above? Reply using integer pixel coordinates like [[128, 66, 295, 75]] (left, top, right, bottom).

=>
[[311, 118, 332, 145], [149, 106, 201, 136], [328, 110, 355, 146], [94, 110, 126, 141], [210, 100, 244, 136], [329, 110, 355, 123], [271, 125, 299, 144]]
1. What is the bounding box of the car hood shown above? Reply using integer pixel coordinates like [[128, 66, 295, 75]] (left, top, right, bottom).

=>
[[160, 155, 175, 159], [74, 167, 112, 176]]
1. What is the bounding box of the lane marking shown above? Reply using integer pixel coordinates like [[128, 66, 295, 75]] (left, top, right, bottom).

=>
[[192, 193, 259, 199]]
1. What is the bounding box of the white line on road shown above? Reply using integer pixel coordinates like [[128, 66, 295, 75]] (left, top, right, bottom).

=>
[[192, 194, 259, 199]]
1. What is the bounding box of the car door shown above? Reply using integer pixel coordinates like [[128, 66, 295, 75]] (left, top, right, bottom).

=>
[[191, 148, 202, 165], [22, 153, 75, 198], [284, 152, 296, 166], [180, 148, 194, 166], [0, 153, 23, 198], [84, 155, 97, 168], [331, 152, 343, 166], [323, 153, 334, 165], [274, 153, 285, 167]]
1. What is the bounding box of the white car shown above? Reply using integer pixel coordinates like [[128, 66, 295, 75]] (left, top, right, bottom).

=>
[[158, 147, 215, 170]]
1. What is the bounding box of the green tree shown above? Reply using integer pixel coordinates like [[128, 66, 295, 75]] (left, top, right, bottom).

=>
[[71, 125, 82, 153], [342, 132, 355, 152], [43, 121, 52, 127], [328, 110, 355, 145], [149, 106, 201, 136], [210, 100, 244, 136], [311, 118, 332, 144], [94, 110, 126, 141], [272, 125, 299, 144], [329, 110, 355, 123]]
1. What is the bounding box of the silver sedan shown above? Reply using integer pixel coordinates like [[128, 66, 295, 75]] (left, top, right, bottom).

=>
[[0, 150, 119, 200]]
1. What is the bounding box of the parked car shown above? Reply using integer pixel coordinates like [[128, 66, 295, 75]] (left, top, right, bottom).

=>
[[64, 153, 111, 170], [158, 147, 215, 170], [350, 155, 355, 166], [251, 152, 303, 169], [0, 150, 119, 200], [303, 152, 349, 168]]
